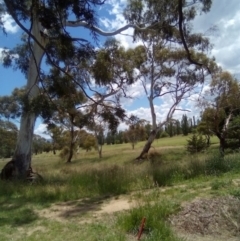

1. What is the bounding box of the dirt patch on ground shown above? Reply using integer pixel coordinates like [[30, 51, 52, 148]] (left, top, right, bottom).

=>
[[37, 192, 240, 240], [37, 195, 135, 223], [170, 196, 240, 241]]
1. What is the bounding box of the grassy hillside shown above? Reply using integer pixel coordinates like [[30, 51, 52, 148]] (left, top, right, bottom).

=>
[[1, 135, 240, 241]]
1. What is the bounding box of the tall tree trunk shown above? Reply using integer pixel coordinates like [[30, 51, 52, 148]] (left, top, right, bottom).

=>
[[12, 18, 46, 178], [136, 92, 159, 160]]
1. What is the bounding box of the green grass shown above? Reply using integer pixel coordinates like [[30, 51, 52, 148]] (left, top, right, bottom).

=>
[[1, 135, 240, 241], [117, 200, 182, 241]]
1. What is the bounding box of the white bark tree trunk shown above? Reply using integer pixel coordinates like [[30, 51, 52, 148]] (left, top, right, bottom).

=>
[[12, 17, 46, 177]]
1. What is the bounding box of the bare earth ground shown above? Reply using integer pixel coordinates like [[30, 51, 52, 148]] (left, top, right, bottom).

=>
[[170, 196, 240, 241], [36, 188, 240, 241]]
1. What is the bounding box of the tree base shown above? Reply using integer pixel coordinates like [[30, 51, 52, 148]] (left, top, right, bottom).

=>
[[0, 160, 17, 180], [0, 160, 43, 183]]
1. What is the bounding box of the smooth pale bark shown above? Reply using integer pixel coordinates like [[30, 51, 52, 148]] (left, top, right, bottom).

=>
[[215, 112, 232, 157], [136, 92, 159, 159], [12, 18, 46, 177]]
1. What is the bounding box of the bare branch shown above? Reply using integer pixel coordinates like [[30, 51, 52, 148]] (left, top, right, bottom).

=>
[[65, 21, 154, 36]]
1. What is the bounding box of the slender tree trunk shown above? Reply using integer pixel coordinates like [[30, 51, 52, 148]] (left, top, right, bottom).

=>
[[219, 136, 225, 157], [206, 135, 211, 147], [216, 112, 232, 157], [132, 142, 135, 150], [66, 144, 74, 163], [11, 18, 46, 178], [136, 92, 159, 160], [67, 124, 75, 163], [98, 145, 102, 158], [136, 130, 157, 160]]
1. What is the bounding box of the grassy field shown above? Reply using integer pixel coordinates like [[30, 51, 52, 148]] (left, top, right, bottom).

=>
[[1, 135, 240, 241]]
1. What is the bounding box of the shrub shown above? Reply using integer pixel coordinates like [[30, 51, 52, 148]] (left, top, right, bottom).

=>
[[160, 131, 169, 138], [186, 134, 208, 154]]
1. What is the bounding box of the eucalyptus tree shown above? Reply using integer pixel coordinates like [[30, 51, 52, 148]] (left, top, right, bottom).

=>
[[0, 0, 135, 177], [132, 44, 216, 159], [45, 124, 64, 154], [199, 71, 240, 155], [42, 66, 88, 163], [124, 0, 215, 159], [125, 115, 147, 150], [83, 38, 143, 157], [0, 0, 214, 177]]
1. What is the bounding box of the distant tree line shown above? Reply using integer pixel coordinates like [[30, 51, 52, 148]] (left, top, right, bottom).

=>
[[0, 114, 198, 159]]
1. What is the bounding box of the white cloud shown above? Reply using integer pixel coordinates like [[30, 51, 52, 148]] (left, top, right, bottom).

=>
[[103, 0, 240, 127], [34, 123, 50, 139], [2, 13, 19, 33], [100, 0, 139, 49], [193, 0, 240, 75]]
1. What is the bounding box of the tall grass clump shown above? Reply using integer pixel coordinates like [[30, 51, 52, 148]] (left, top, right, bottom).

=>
[[67, 165, 133, 196], [150, 162, 180, 186], [117, 201, 181, 241], [92, 165, 132, 195], [183, 157, 206, 179], [147, 151, 180, 186], [205, 151, 231, 175]]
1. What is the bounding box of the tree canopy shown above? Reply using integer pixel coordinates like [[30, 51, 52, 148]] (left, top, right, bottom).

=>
[[0, 0, 217, 178]]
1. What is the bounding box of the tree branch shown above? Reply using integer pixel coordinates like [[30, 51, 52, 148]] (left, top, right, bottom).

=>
[[178, 0, 211, 74], [65, 21, 153, 36]]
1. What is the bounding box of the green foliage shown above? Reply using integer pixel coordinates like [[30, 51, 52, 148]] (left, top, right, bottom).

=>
[[0, 120, 18, 158], [92, 39, 141, 85], [186, 134, 208, 154], [59, 146, 70, 160], [125, 115, 147, 148], [32, 135, 51, 155], [77, 130, 97, 151], [160, 131, 169, 138], [200, 71, 240, 154]]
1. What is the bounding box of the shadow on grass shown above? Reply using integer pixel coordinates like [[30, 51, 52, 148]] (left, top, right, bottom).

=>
[[0, 202, 39, 227]]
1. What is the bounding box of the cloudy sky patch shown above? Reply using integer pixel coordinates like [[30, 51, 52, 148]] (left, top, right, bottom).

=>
[[1, 13, 19, 33], [1, 0, 240, 136]]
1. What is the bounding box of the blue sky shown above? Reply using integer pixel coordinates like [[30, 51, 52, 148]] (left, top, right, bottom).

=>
[[1, 0, 240, 137]]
